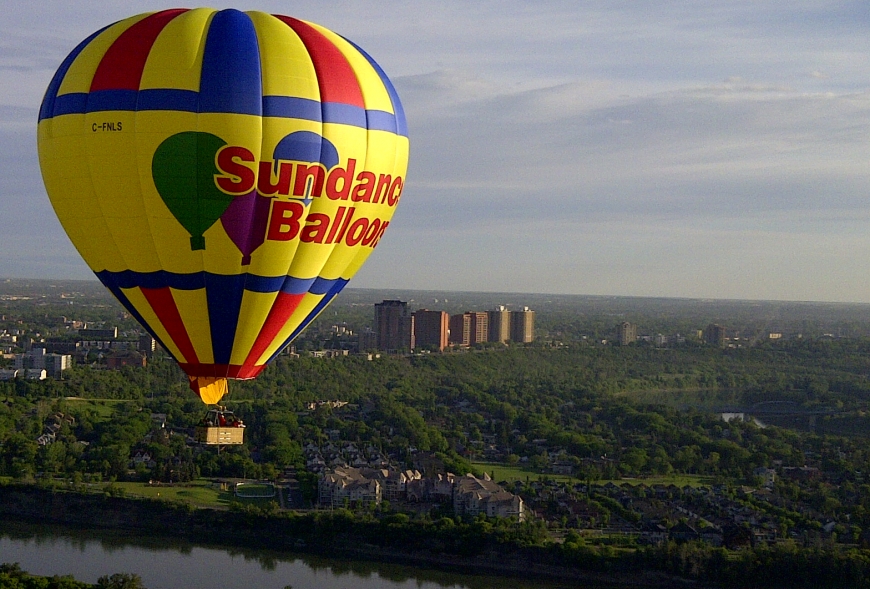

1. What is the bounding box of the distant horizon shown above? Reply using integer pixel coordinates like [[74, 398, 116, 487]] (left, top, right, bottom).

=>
[[3, 274, 870, 308]]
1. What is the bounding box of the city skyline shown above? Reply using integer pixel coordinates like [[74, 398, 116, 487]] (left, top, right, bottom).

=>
[[373, 300, 534, 351], [1, 1, 868, 303]]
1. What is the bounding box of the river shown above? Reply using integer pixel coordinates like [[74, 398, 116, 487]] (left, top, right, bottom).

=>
[[0, 522, 589, 589]]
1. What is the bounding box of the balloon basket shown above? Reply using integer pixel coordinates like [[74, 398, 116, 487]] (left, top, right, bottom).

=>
[[195, 407, 245, 445]]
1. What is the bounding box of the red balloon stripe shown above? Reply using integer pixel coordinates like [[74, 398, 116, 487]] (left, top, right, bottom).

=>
[[273, 15, 365, 108], [91, 9, 188, 92], [140, 286, 200, 365]]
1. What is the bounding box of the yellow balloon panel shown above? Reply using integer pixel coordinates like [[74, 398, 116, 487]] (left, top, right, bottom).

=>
[[249, 12, 321, 101], [171, 287, 214, 365], [140, 9, 211, 92]]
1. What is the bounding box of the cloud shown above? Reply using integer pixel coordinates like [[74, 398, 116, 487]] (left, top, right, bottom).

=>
[[401, 73, 869, 208]]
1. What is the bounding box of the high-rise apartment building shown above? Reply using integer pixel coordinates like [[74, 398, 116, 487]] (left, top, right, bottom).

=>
[[617, 322, 637, 346], [413, 309, 449, 351], [510, 307, 535, 343], [705, 324, 726, 347], [488, 306, 511, 343], [449, 313, 472, 347], [138, 334, 156, 357], [358, 328, 378, 352], [374, 300, 414, 351], [449, 312, 488, 347], [469, 312, 488, 344]]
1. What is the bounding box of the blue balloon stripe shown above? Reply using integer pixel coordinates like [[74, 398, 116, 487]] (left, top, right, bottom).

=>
[[205, 273, 246, 365], [341, 37, 408, 138], [367, 110, 398, 134], [87, 89, 138, 112], [321, 102, 367, 129], [138, 89, 199, 111], [51, 93, 89, 117], [282, 276, 318, 295], [40, 89, 407, 137], [94, 270, 342, 296], [199, 10, 262, 117], [263, 96, 322, 121]]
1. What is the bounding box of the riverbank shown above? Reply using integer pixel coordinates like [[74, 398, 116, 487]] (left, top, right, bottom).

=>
[[7, 482, 870, 589], [0, 483, 702, 588]]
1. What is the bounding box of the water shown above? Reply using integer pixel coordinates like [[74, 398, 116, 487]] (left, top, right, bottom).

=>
[[0, 522, 581, 589]]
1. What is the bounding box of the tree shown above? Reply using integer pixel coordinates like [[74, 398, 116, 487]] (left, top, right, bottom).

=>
[[96, 573, 147, 589]]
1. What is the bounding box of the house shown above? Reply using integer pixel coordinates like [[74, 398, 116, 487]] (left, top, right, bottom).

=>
[[754, 467, 776, 486], [25, 369, 46, 380], [552, 461, 574, 475], [723, 524, 752, 549], [131, 450, 156, 468], [669, 522, 699, 543], [565, 499, 605, 527], [699, 528, 724, 546], [781, 466, 821, 482], [36, 432, 56, 446], [639, 522, 668, 545]]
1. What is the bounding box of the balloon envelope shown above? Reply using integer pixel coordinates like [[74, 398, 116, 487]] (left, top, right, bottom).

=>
[[38, 9, 409, 403]]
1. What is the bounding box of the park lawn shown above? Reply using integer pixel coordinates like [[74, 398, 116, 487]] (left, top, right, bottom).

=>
[[235, 482, 275, 497], [59, 398, 132, 421], [471, 461, 578, 484], [111, 479, 281, 509], [471, 461, 714, 488], [111, 479, 231, 507], [612, 474, 715, 488]]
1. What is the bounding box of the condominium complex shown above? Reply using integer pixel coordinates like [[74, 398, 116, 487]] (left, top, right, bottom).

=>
[[373, 300, 534, 352]]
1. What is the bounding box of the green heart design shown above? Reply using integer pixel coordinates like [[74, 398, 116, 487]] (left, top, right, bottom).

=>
[[152, 131, 232, 250]]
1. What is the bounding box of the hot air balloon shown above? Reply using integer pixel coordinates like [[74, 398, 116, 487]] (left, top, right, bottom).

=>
[[37, 9, 409, 415]]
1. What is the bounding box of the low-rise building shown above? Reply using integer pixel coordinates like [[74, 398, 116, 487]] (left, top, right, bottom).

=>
[[318, 466, 382, 507], [453, 474, 525, 520]]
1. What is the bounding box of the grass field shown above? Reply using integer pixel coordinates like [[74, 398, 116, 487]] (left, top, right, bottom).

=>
[[471, 461, 714, 488], [110, 480, 229, 507], [235, 482, 276, 498], [109, 479, 280, 509], [59, 398, 134, 421], [471, 462, 578, 484]]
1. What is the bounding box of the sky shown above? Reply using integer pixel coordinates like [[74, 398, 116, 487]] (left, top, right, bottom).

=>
[[1, 1, 869, 302]]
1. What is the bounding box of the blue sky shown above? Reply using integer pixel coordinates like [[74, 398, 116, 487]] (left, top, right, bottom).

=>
[[2, 1, 868, 302]]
